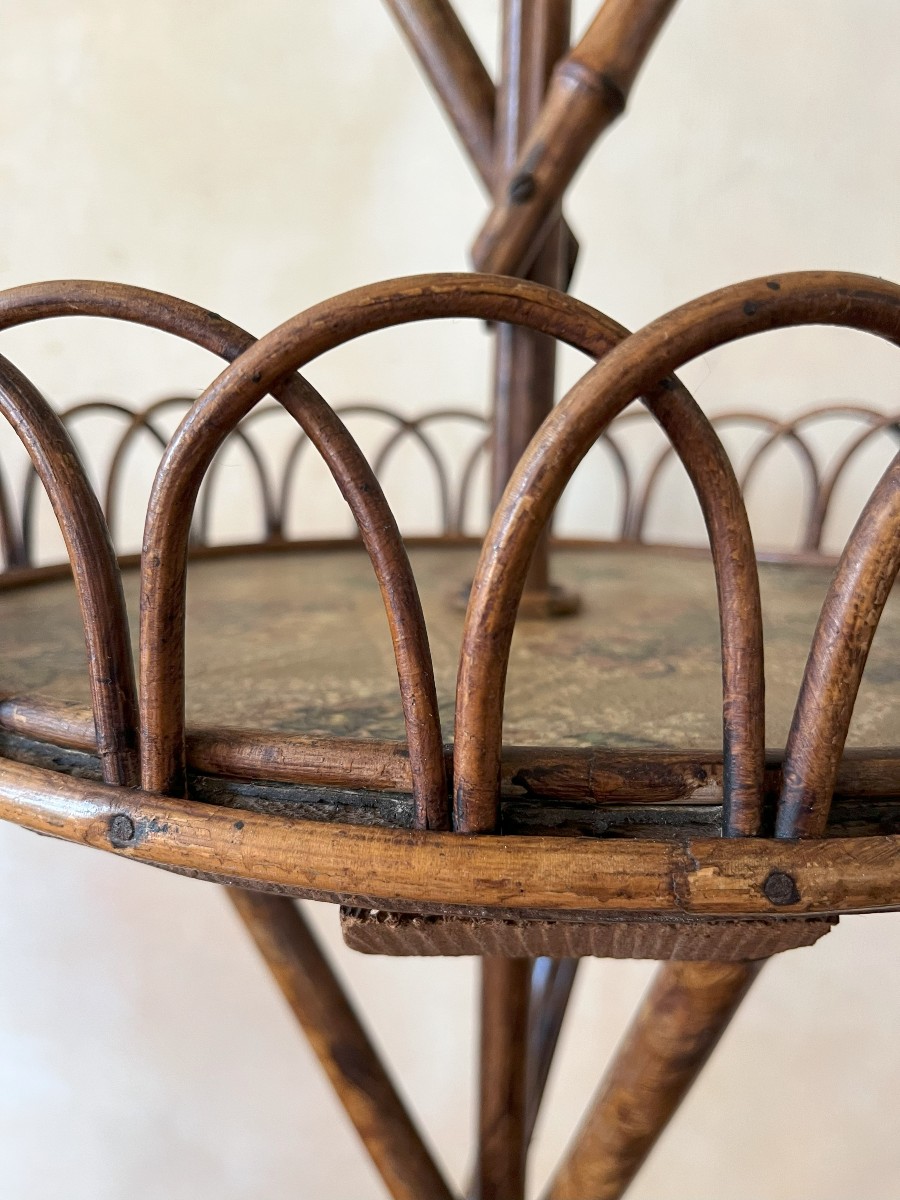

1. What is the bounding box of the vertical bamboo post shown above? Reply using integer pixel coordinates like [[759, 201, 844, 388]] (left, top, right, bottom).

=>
[[477, 956, 532, 1200], [489, 0, 578, 617]]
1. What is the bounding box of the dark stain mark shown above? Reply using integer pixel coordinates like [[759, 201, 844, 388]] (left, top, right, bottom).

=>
[[331, 1041, 376, 1094], [763, 869, 800, 906], [508, 172, 536, 205], [766, 280, 781, 291], [234, 819, 245, 830], [251, 371, 263, 384], [597, 72, 627, 116], [206, 310, 224, 321], [109, 813, 136, 847], [743, 300, 761, 317]]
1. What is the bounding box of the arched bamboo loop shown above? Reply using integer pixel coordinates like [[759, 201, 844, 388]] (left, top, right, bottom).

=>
[[127, 271, 749, 829], [0, 355, 138, 786], [455, 271, 900, 835], [809, 413, 900, 550], [777, 452, 900, 838], [0, 281, 445, 827], [0, 457, 23, 570], [20, 399, 170, 559], [104, 398, 194, 540]]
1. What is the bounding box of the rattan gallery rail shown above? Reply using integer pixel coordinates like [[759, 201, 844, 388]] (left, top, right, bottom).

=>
[[3, 5, 900, 1200]]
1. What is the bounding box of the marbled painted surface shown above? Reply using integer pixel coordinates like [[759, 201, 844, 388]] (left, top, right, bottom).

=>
[[2, 544, 897, 750]]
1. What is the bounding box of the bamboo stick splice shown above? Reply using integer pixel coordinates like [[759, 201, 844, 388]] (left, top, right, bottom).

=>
[[473, 0, 679, 276]]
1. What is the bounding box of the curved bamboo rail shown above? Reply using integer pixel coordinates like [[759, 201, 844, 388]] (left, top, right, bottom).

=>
[[777, 452, 900, 838], [1, 755, 899, 917]]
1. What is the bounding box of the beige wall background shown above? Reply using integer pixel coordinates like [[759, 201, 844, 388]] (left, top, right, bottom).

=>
[[1, 2, 900, 1197]]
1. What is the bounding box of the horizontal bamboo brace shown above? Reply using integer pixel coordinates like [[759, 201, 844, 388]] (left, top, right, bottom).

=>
[[2, 756, 900, 918], [2, 695, 898, 805]]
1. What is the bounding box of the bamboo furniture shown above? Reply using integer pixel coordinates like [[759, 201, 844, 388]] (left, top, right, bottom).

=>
[[2, 4, 899, 1199]]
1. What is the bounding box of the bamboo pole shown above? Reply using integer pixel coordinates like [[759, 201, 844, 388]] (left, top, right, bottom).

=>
[[473, 0, 678, 276], [544, 961, 761, 1200]]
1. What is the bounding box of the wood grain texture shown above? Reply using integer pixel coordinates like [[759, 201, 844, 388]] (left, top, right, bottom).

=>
[[778, 453, 900, 838], [544, 961, 761, 1200], [229, 889, 456, 1200], [477, 957, 531, 1200], [5, 757, 900, 917]]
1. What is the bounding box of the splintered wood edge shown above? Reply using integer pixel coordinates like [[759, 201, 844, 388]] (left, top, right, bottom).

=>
[[2, 756, 900, 919]]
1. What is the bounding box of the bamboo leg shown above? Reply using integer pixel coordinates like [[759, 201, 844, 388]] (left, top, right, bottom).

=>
[[491, 0, 577, 616], [229, 889, 457, 1200], [525, 958, 579, 1146], [477, 957, 532, 1200], [543, 960, 761, 1200]]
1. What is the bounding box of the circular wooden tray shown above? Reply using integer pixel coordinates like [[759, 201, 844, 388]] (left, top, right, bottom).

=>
[[4, 542, 898, 749], [2, 540, 899, 929]]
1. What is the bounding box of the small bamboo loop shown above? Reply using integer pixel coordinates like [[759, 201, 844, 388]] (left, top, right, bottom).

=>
[[104, 397, 193, 541], [370, 422, 454, 533], [777, 452, 900, 838], [0, 355, 138, 786], [194, 422, 278, 546], [455, 271, 900, 835], [19, 399, 171, 560], [810, 414, 900, 550]]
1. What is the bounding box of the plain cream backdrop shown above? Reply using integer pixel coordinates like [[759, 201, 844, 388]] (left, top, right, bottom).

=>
[[1, 2, 900, 1197]]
